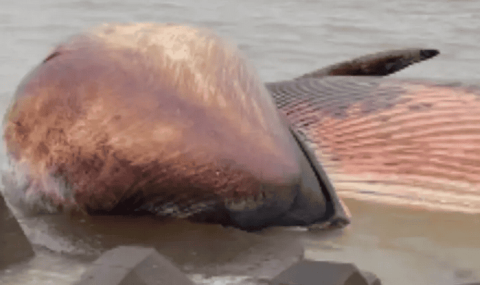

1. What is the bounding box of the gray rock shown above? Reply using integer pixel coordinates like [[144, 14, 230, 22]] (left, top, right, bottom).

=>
[[269, 260, 371, 285], [75, 246, 195, 285], [0, 193, 34, 269]]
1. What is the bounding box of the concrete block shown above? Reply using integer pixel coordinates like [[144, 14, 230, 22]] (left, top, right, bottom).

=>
[[270, 260, 372, 285], [76, 246, 195, 285], [0, 193, 34, 269], [360, 271, 381, 285]]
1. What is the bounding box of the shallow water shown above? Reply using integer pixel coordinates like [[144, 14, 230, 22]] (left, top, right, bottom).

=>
[[2, 199, 480, 285], [1, 0, 480, 284]]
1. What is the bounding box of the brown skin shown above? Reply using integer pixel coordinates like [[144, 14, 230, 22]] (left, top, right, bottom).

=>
[[4, 24, 300, 225], [4, 24, 342, 231]]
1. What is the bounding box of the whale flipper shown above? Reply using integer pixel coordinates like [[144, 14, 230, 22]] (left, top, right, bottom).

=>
[[296, 48, 439, 78], [267, 76, 480, 213]]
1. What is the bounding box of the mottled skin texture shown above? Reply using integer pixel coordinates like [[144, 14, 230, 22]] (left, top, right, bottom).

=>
[[3, 23, 350, 230]]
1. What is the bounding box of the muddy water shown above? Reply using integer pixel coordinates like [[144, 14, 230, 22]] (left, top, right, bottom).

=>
[[2, 199, 479, 285], [1, 0, 480, 284], [306, 198, 480, 285]]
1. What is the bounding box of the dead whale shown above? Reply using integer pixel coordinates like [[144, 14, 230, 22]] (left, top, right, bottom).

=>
[[2, 23, 438, 230]]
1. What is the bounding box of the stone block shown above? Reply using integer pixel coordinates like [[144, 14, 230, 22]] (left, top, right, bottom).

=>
[[360, 270, 381, 285], [0, 193, 34, 269], [270, 260, 376, 285], [76, 246, 195, 285]]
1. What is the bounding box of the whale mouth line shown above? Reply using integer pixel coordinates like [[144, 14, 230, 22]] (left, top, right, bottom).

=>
[[288, 128, 350, 228]]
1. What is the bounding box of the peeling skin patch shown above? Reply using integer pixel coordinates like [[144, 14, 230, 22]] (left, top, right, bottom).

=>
[[268, 77, 480, 213]]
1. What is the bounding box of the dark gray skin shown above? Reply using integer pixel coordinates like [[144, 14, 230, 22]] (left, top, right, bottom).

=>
[[2, 23, 438, 231], [296, 48, 439, 78]]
